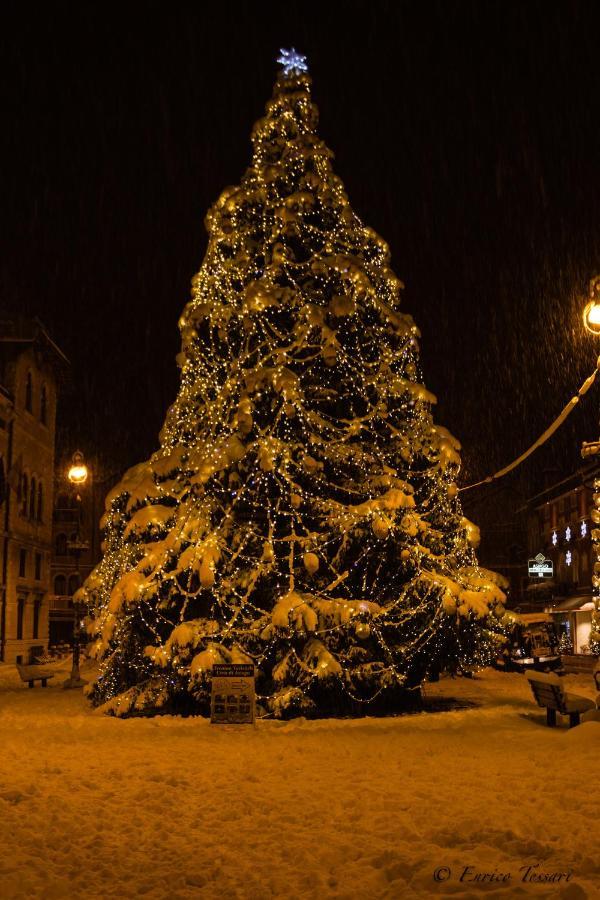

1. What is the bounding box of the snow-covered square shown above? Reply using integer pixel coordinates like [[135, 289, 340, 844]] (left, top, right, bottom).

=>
[[1, 663, 597, 899]]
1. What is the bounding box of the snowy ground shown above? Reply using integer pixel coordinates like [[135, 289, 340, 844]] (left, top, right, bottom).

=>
[[0, 663, 598, 900]]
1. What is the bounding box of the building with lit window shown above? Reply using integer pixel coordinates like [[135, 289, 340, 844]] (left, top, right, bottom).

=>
[[0, 319, 67, 663], [524, 462, 599, 668]]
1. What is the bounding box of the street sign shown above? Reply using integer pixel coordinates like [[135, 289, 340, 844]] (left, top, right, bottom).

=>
[[528, 552, 553, 579], [210, 664, 255, 724]]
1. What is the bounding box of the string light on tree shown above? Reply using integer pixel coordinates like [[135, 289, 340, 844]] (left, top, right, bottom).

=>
[[80, 53, 507, 718]]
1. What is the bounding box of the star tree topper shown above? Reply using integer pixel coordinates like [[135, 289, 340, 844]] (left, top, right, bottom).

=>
[[277, 47, 308, 76]]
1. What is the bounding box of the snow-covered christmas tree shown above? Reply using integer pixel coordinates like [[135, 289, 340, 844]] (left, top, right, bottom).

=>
[[82, 50, 506, 717]]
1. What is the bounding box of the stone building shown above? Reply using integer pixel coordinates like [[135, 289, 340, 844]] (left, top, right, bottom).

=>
[[0, 319, 67, 663]]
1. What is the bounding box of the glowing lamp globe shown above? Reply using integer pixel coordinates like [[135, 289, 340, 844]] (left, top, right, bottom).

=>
[[68, 451, 88, 485], [584, 300, 600, 335]]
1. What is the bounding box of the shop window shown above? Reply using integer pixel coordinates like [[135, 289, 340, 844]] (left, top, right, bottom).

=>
[[34, 552, 41, 580], [25, 371, 32, 412], [55, 533, 67, 556], [54, 574, 66, 595], [33, 599, 41, 640], [29, 477, 36, 519], [40, 385, 47, 425], [19, 548, 27, 578], [17, 599, 25, 640]]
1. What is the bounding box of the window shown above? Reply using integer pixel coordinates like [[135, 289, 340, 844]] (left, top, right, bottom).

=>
[[33, 599, 41, 640], [21, 474, 28, 516], [29, 477, 36, 519], [68, 574, 79, 596], [0, 457, 5, 505], [54, 574, 67, 595], [40, 385, 47, 425], [17, 599, 25, 640], [25, 371, 32, 412], [19, 548, 27, 578], [55, 533, 67, 556], [37, 482, 43, 521], [34, 552, 42, 580]]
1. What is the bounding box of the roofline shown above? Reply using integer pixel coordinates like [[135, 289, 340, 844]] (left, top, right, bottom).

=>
[[518, 461, 600, 511], [0, 317, 70, 367]]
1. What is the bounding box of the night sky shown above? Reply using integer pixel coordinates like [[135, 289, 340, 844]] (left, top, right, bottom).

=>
[[3, 1, 600, 528]]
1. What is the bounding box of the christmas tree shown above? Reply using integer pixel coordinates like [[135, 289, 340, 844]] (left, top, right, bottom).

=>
[[82, 50, 506, 717]]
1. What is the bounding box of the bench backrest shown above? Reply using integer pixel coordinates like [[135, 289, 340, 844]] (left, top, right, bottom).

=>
[[525, 672, 568, 714]]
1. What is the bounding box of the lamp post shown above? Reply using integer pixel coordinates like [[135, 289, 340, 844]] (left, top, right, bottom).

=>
[[63, 451, 90, 689], [581, 277, 600, 658]]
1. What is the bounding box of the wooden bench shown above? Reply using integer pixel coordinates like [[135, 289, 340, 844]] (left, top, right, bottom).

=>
[[16, 663, 55, 689], [526, 671, 595, 728]]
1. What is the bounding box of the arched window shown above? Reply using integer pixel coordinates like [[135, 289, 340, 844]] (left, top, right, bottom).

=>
[[40, 385, 47, 425], [25, 371, 32, 412], [54, 574, 67, 595], [29, 477, 36, 519], [55, 533, 67, 556], [37, 482, 43, 521], [68, 574, 79, 595], [21, 474, 28, 516]]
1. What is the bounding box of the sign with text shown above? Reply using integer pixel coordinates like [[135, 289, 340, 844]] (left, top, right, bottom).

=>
[[528, 553, 553, 579], [210, 664, 255, 725]]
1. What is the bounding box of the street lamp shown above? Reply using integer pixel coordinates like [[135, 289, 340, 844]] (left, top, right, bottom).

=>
[[67, 450, 88, 486], [63, 451, 90, 690], [581, 277, 600, 659], [583, 275, 600, 336]]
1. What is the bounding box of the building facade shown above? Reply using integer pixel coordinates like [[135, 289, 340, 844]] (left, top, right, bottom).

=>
[[0, 319, 67, 663], [50, 458, 108, 647], [524, 463, 599, 660]]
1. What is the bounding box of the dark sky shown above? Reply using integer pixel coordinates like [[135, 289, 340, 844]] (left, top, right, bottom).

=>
[[3, 1, 600, 519]]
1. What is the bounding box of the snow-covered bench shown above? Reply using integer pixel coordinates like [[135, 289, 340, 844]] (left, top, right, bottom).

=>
[[16, 663, 55, 689], [525, 671, 595, 728]]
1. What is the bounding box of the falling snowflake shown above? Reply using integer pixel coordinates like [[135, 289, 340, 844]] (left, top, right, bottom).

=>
[[277, 47, 308, 76]]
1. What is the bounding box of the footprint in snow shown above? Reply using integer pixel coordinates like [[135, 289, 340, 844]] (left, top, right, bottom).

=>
[[1, 790, 26, 805]]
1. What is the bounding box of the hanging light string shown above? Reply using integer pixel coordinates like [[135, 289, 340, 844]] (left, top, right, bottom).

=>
[[460, 363, 600, 492]]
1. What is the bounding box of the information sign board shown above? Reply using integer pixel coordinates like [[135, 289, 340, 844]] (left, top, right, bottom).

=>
[[210, 664, 255, 724]]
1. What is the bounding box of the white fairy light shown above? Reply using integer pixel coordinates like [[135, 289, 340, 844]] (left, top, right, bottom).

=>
[[566, 550, 572, 566], [565, 525, 571, 542], [552, 531, 558, 546], [581, 520, 587, 538]]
